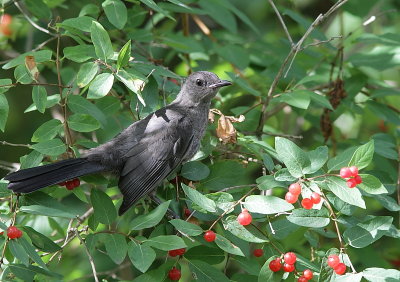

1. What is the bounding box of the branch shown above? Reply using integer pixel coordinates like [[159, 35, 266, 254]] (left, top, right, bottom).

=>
[[256, 0, 349, 135], [268, 0, 293, 46], [0, 140, 30, 147], [0, 82, 71, 89], [75, 229, 99, 282], [14, 1, 57, 36]]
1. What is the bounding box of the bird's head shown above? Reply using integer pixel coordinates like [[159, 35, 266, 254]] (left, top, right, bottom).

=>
[[176, 71, 231, 105]]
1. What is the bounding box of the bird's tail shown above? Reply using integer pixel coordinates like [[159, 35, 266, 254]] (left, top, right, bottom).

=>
[[5, 158, 106, 193]]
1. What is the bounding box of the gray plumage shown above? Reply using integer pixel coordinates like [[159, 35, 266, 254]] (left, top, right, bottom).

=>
[[5, 71, 231, 215]]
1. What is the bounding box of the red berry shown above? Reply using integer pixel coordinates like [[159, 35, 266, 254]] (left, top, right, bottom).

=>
[[283, 252, 297, 265], [327, 254, 340, 268], [169, 248, 186, 257], [346, 178, 357, 188], [168, 267, 181, 280], [237, 209, 252, 226], [184, 208, 191, 217], [298, 276, 308, 282], [283, 263, 295, 272], [0, 14, 12, 36], [303, 269, 313, 279], [285, 192, 298, 204], [269, 258, 282, 272], [7, 226, 23, 239], [334, 263, 346, 275], [348, 166, 358, 177], [289, 183, 301, 195], [0, 231, 4, 235], [65, 181, 75, 190], [73, 178, 80, 187], [311, 192, 321, 204], [58, 181, 66, 186], [301, 198, 313, 209], [204, 230, 216, 242], [253, 248, 263, 257], [354, 175, 362, 184], [339, 167, 352, 178]]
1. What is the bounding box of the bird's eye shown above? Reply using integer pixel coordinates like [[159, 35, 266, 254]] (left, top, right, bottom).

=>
[[196, 79, 204, 86]]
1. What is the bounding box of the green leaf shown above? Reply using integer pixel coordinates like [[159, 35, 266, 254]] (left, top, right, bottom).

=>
[[90, 189, 117, 225], [181, 161, 210, 181], [375, 195, 400, 211], [31, 139, 66, 156], [14, 64, 33, 84], [60, 16, 95, 32], [20, 205, 76, 218], [77, 62, 99, 88], [357, 174, 388, 195], [343, 216, 393, 248], [308, 91, 334, 110], [362, 267, 400, 281], [258, 257, 283, 282], [223, 215, 269, 243], [117, 40, 131, 70], [25, 94, 60, 113], [215, 234, 245, 256], [216, 44, 249, 69], [32, 86, 47, 113], [104, 233, 127, 264], [231, 256, 261, 276], [187, 260, 230, 282], [9, 240, 29, 266], [91, 21, 114, 61], [182, 184, 217, 213], [67, 95, 107, 127], [0, 78, 13, 94], [268, 218, 300, 240], [320, 176, 366, 209], [96, 96, 120, 115], [243, 195, 294, 214], [275, 137, 310, 178], [31, 119, 63, 142], [128, 242, 156, 273], [256, 175, 286, 190], [144, 235, 186, 251], [169, 219, 203, 236], [63, 45, 96, 63], [23, 226, 61, 253], [0, 181, 11, 197], [274, 168, 297, 182], [19, 237, 48, 269], [9, 264, 62, 280], [327, 147, 357, 172], [286, 208, 330, 228], [303, 146, 328, 174], [0, 94, 9, 131], [87, 73, 114, 99], [102, 0, 127, 29], [130, 200, 171, 230], [115, 70, 146, 106], [278, 90, 311, 109], [185, 245, 225, 264], [68, 113, 100, 132], [139, 0, 173, 20], [348, 140, 374, 169], [25, 0, 51, 19], [3, 50, 52, 70]]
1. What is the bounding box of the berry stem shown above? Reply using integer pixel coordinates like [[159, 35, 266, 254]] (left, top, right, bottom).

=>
[[209, 187, 257, 230]]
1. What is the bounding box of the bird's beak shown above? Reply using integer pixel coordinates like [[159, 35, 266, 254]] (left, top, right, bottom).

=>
[[209, 80, 232, 89]]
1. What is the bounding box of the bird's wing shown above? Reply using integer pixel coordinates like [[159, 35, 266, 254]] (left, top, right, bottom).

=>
[[117, 108, 193, 215]]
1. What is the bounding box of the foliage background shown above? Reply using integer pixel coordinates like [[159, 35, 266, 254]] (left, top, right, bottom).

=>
[[0, 0, 399, 281]]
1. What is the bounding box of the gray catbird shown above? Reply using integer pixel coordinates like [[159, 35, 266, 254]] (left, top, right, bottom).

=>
[[5, 71, 231, 215]]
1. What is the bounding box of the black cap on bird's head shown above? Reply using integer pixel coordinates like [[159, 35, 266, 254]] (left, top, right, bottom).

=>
[[176, 71, 231, 105]]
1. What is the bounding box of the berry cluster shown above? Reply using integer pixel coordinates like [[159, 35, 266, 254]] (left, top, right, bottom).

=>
[[339, 166, 362, 188], [269, 252, 313, 281], [285, 183, 321, 209], [168, 248, 186, 257], [168, 267, 181, 280], [327, 254, 346, 275], [58, 178, 80, 190], [7, 226, 23, 239]]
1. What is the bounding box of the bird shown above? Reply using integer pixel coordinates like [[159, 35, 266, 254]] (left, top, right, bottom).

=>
[[5, 71, 231, 215]]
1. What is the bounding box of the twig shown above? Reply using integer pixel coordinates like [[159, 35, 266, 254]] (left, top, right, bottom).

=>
[[0, 140, 30, 148], [299, 36, 343, 51], [219, 184, 257, 193], [268, 0, 293, 46], [32, 36, 58, 52], [191, 14, 216, 41], [256, 0, 349, 135], [209, 187, 257, 230], [75, 229, 99, 282], [0, 82, 71, 89], [14, 1, 57, 36]]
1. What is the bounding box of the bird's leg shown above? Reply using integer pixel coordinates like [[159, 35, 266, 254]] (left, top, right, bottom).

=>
[[149, 192, 180, 219]]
